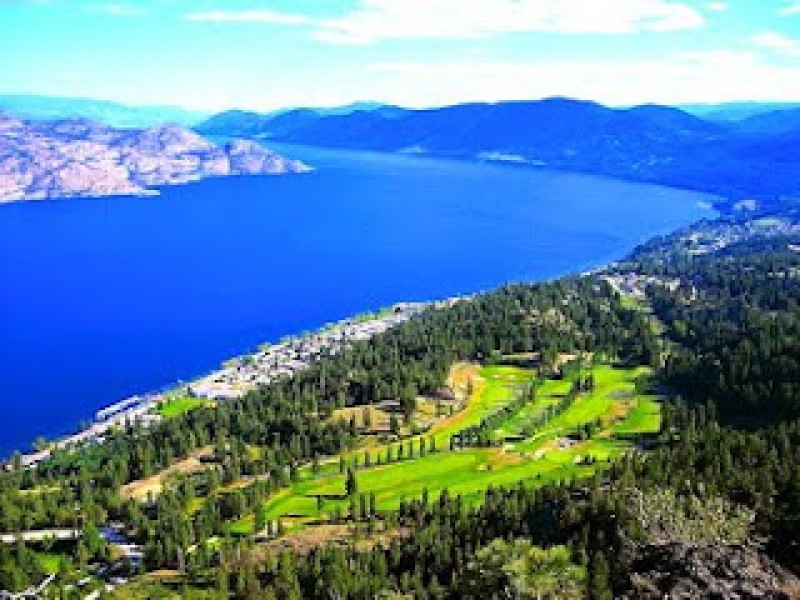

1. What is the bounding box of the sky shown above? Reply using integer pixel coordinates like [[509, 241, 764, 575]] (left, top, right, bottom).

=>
[[1, 0, 799, 111]]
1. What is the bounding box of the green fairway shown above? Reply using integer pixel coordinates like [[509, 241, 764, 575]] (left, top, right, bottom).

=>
[[260, 449, 594, 521], [230, 363, 662, 535], [614, 396, 661, 435], [157, 396, 212, 418], [512, 365, 653, 453], [493, 378, 570, 438], [315, 364, 535, 473], [428, 364, 535, 442], [37, 552, 64, 574]]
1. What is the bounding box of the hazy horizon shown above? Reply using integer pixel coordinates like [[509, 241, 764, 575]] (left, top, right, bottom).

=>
[[2, 1, 799, 112], [3, 91, 800, 119]]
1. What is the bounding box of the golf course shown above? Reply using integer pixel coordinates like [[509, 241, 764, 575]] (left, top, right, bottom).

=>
[[229, 360, 662, 536]]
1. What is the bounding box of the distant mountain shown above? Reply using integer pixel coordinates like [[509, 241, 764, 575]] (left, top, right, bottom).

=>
[[681, 102, 800, 122], [0, 112, 309, 203], [200, 98, 723, 157], [0, 94, 208, 128], [196, 109, 273, 137], [314, 102, 401, 116], [729, 108, 800, 136], [203, 98, 722, 151], [197, 97, 800, 210], [196, 103, 402, 137]]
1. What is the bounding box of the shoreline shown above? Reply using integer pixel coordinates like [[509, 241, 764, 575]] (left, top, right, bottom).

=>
[[2, 211, 718, 466], [2, 212, 713, 466], [6, 300, 457, 468], [0, 150, 719, 464]]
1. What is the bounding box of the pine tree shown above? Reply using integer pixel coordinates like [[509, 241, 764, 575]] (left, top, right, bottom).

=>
[[590, 551, 612, 600], [346, 468, 358, 497]]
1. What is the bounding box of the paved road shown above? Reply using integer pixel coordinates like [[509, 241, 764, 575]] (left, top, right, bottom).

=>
[[0, 529, 80, 544]]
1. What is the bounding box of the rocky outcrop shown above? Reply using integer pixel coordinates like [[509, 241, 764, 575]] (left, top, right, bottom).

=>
[[617, 543, 800, 599], [0, 112, 309, 203]]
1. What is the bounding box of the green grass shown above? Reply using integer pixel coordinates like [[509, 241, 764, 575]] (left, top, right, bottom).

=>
[[512, 365, 653, 453], [157, 396, 211, 418], [430, 365, 534, 440], [37, 552, 64, 574], [351, 306, 395, 324], [316, 364, 535, 473], [231, 447, 604, 534], [229, 363, 662, 535], [265, 451, 585, 518], [614, 396, 661, 436]]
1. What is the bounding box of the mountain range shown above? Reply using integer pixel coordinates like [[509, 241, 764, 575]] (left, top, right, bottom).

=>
[[0, 113, 309, 202], [196, 98, 800, 211], [4, 95, 800, 208], [0, 95, 209, 128], [680, 101, 800, 123]]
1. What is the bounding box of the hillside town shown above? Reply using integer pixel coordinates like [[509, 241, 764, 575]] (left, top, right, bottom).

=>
[[189, 302, 428, 400], [9, 301, 436, 470]]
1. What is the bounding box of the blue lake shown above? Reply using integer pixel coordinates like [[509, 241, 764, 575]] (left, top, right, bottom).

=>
[[0, 145, 715, 457]]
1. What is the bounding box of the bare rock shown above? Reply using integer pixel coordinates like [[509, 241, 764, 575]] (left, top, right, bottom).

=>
[[225, 139, 310, 175], [617, 543, 800, 599], [0, 113, 310, 203]]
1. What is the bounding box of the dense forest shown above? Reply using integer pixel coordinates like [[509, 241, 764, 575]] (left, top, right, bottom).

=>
[[2, 223, 800, 598], [208, 232, 800, 598]]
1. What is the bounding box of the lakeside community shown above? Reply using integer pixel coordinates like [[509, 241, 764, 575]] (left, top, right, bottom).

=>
[[19, 212, 798, 470], [5, 219, 796, 597], [3, 301, 456, 597], [0, 283, 658, 598], [9, 301, 446, 470]]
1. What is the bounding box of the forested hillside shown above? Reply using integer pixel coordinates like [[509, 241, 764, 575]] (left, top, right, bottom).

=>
[[196, 99, 800, 212], [2, 220, 800, 598]]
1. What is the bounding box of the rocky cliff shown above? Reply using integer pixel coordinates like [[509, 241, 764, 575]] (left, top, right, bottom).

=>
[[617, 543, 800, 599], [0, 113, 309, 202]]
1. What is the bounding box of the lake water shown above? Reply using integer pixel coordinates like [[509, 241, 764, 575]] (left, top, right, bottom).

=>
[[0, 145, 715, 457]]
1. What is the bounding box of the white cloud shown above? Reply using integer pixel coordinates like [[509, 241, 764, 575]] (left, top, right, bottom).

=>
[[312, 0, 705, 45], [705, 2, 728, 11], [353, 51, 800, 108], [781, 3, 800, 15], [752, 30, 800, 57], [184, 9, 309, 25], [46, 49, 800, 113]]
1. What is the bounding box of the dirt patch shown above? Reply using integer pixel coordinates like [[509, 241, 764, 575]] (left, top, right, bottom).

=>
[[329, 405, 392, 432], [120, 447, 212, 502], [354, 526, 410, 552], [260, 524, 351, 554], [551, 352, 596, 368], [245, 525, 409, 565], [542, 437, 581, 452], [608, 401, 632, 421], [558, 352, 578, 365], [486, 449, 524, 468], [447, 363, 482, 401], [329, 397, 456, 435], [417, 396, 465, 429], [147, 569, 183, 582]]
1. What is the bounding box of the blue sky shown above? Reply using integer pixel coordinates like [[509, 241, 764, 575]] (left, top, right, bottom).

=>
[[1, 0, 799, 110]]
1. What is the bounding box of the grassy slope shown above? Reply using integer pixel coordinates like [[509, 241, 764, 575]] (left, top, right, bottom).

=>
[[230, 363, 661, 534], [157, 396, 212, 418], [512, 365, 656, 452], [37, 552, 63, 574]]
